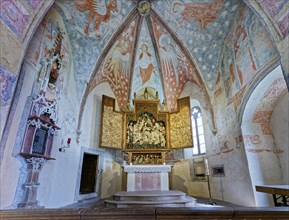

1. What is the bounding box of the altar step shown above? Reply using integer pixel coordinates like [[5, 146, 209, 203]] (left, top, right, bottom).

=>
[[104, 190, 197, 208]]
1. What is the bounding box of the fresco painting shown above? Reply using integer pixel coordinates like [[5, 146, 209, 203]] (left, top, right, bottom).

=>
[[74, 0, 119, 38], [152, 17, 200, 110], [0, 0, 31, 39], [130, 19, 164, 102], [258, 0, 289, 38], [153, 0, 241, 90], [26, 18, 61, 67], [221, 4, 277, 101], [250, 15, 277, 68], [89, 20, 138, 110], [55, 0, 135, 98], [26, 0, 43, 10], [258, 0, 288, 17], [0, 65, 17, 135], [277, 9, 289, 38]]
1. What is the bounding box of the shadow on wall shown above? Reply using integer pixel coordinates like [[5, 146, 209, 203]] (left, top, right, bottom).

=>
[[108, 171, 121, 196], [172, 175, 187, 193]]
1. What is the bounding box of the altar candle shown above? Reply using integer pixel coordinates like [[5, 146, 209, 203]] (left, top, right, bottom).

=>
[[205, 159, 210, 175]]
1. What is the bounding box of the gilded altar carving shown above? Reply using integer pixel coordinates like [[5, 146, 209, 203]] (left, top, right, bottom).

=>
[[170, 97, 193, 148], [132, 153, 162, 165], [100, 96, 122, 149], [100, 94, 193, 154], [126, 112, 166, 149]]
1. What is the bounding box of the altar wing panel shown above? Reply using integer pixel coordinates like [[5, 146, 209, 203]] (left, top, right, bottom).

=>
[[100, 95, 123, 149], [169, 97, 193, 149]]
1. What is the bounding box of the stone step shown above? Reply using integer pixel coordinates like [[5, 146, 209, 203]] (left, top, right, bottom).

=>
[[113, 190, 187, 201], [104, 190, 197, 208], [105, 196, 196, 208]]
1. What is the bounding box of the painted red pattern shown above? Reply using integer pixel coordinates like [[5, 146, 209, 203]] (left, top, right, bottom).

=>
[[258, 0, 287, 18], [89, 21, 137, 110], [74, 0, 118, 38], [228, 86, 246, 111], [214, 87, 223, 97], [0, 0, 31, 38], [264, 78, 287, 98], [209, 148, 234, 158], [247, 148, 284, 154], [252, 111, 273, 123], [180, 0, 224, 29], [243, 135, 260, 146], [152, 17, 200, 110], [260, 123, 272, 135]]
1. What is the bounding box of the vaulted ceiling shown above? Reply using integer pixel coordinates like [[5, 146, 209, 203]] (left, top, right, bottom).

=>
[[54, 0, 242, 110]]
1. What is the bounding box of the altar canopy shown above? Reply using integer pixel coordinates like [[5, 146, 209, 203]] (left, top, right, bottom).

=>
[[100, 93, 193, 164]]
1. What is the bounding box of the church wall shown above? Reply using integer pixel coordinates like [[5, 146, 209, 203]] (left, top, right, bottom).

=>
[[0, 7, 87, 208], [201, 4, 282, 206], [176, 78, 254, 206], [80, 84, 123, 199], [0, 61, 36, 208], [270, 92, 289, 184], [244, 0, 289, 88], [0, 0, 54, 143], [241, 66, 286, 206]]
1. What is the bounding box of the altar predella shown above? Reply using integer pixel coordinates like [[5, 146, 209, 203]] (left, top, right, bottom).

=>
[[100, 89, 193, 165]]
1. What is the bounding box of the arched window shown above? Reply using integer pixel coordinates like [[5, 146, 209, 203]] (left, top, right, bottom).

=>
[[191, 106, 206, 156]]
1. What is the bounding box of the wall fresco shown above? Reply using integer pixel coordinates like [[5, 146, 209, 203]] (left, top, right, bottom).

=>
[[243, 135, 261, 146], [0, 0, 31, 39], [153, 0, 241, 90], [89, 20, 137, 109], [251, 77, 287, 136], [221, 4, 277, 101], [258, 0, 289, 38], [0, 65, 17, 135], [277, 9, 289, 38], [258, 0, 288, 17], [26, 0, 43, 10], [130, 19, 165, 102]]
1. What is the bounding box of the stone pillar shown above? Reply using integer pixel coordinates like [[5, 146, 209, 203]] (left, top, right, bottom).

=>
[[18, 157, 46, 208]]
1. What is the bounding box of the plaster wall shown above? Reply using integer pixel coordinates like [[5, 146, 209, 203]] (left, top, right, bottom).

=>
[[0, 62, 35, 209], [270, 92, 289, 184], [241, 66, 286, 206]]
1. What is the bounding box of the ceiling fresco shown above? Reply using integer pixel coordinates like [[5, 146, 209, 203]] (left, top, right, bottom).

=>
[[55, 0, 136, 98], [130, 18, 165, 103], [88, 18, 138, 109], [152, 0, 241, 90], [54, 0, 242, 109]]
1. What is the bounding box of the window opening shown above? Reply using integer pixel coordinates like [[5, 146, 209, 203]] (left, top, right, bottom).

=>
[[191, 106, 206, 156]]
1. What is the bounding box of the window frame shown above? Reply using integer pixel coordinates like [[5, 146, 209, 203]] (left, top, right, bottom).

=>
[[191, 106, 206, 156]]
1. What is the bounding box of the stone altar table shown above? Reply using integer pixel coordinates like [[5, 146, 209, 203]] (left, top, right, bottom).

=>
[[123, 165, 171, 191]]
